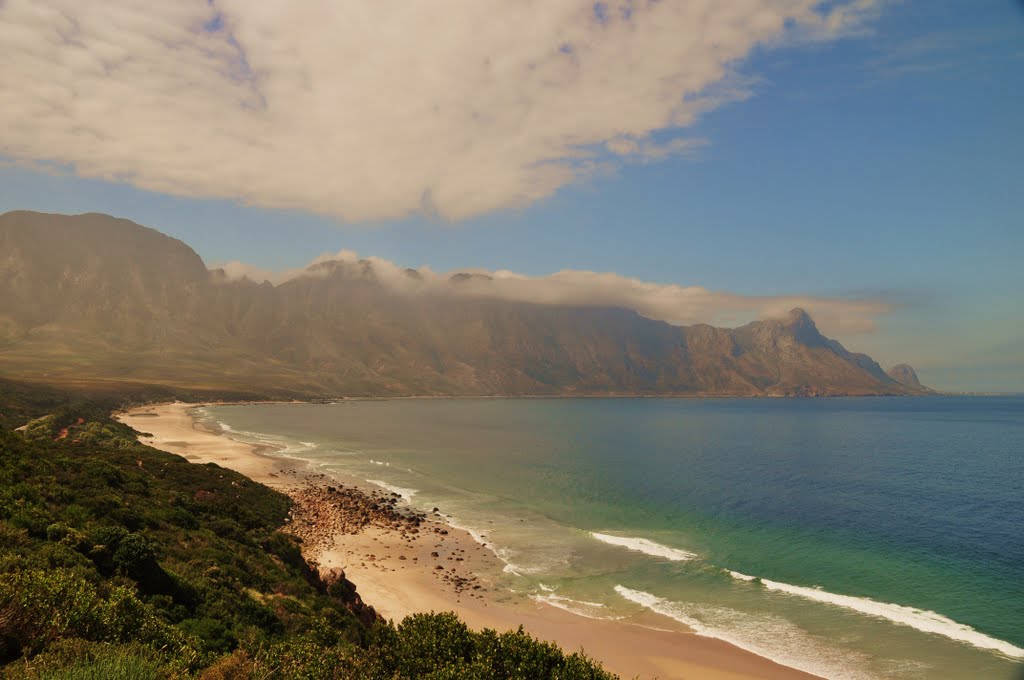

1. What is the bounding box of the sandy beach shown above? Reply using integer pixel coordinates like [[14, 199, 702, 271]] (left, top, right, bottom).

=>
[[117, 402, 819, 680]]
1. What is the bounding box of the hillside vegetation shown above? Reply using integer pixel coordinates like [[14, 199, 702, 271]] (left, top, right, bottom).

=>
[[0, 382, 614, 679]]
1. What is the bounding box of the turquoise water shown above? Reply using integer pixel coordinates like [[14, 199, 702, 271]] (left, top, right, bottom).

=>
[[200, 397, 1024, 679]]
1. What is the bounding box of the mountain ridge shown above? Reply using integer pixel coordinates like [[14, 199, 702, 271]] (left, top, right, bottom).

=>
[[887, 363, 930, 391], [0, 211, 928, 397]]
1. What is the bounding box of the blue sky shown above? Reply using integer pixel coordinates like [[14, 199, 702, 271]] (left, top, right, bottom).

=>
[[1, 1, 1022, 391]]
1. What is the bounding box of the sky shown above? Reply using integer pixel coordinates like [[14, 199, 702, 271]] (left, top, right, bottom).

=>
[[1, 0, 1022, 392]]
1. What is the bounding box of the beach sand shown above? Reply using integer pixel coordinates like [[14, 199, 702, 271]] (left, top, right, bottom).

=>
[[117, 402, 819, 680]]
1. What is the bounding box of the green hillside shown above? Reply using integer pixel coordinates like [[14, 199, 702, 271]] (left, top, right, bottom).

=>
[[0, 382, 613, 679]]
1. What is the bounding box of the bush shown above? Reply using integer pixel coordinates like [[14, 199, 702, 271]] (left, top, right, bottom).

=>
[[21, 415, 58, 442], [9, 506, 52, 538], [396, 612, 476, 674], [0, 569, 107, 657], [112, 534, 155, 575], [250, 635, 353, 680], [196, 649, 254, 680], [90, 526, 129, 552], [0, 522, 29, 549], [179, 618, 235, 655], [262, 531, 306, 571], [356, 613, 617, 680], [45, 523, 71, 543], [0, 569, 200, 666]]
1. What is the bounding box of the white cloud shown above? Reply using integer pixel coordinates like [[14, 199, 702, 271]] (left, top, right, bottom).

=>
[[0, 0, 879, 221], [214, 250, 891, 335]]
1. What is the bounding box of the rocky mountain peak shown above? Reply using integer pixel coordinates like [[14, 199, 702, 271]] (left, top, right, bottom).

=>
[[887, 364, 927, 390], [785, 307, 813, 325], [778, 307, 827, 347]]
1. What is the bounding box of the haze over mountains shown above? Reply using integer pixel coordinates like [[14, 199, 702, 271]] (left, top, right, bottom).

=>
[[0, 211, 926, 397]]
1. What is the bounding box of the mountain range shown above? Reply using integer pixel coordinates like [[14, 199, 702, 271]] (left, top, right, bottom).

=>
[[0, 211, 928, 397]]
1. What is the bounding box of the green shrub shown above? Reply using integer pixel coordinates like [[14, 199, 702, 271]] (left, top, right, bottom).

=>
[[250, 635, 353, 680], [9, 506, 52, 538], [21, 415, 58, 442], [195, 649, 254, 679], [0, 568, 199, 666], [110, 508, 148, 532], [45, 523, 72, 543], [262, 531, 306, 570], [90, 526, 129, 551], [0, 569, 107, 655], [83, 461, 126, 488], [112, 534, 155, 575], [396, 612, 476, 674], [166, 508, 199, 530], [179, 618, 235, 655], [0, 521, 30, 549], [34, 542, 93, 570], [356, 613, 616, 680]]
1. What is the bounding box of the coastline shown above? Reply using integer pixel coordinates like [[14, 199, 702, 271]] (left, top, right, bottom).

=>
[[117, 402, 820, 680]]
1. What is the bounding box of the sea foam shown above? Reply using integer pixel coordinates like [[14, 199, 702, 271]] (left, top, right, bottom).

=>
[[531, 591, 619, 620], [440, 515, 536, 576], [590, 532, 697, 561], [614, 586, 878, 680], [728, 571, 1024, 658], [366, 480, 418, 500]]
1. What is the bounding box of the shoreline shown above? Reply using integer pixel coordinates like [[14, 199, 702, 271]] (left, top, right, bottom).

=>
[[117, 401, 820, 680]]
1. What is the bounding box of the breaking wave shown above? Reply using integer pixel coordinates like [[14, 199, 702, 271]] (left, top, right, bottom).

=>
[[590, 532, 697, 561], [366, 480, 418, 500], [614, 585, 879, 680], [727, 571, 1024, 659]]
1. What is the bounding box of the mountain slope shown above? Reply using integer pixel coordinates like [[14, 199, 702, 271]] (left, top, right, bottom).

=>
[[0, 211, 921, 396], [887, 363, 931, 391]]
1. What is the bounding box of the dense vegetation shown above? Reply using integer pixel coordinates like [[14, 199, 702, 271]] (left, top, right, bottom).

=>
[[0, 381, 615, 679]]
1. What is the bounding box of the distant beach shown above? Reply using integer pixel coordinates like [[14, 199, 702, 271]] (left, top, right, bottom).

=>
[[118, 402, 818, 680]]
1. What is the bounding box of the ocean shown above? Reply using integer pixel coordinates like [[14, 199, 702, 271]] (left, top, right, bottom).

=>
[[197, 397, 1024, 679]]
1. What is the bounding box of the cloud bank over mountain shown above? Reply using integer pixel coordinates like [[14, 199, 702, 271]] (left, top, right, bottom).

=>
[[0, 210, 913, 396], [0, 0, 878, 221], [216, 250, 892, 336]]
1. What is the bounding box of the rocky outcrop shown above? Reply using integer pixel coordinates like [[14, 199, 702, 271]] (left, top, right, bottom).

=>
[[887, 364, 929, 391]]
